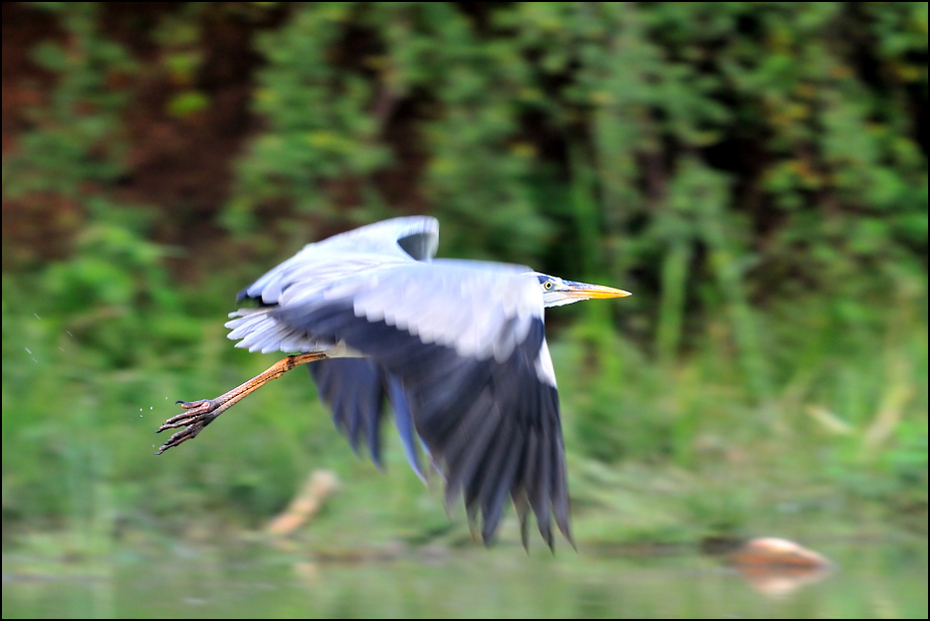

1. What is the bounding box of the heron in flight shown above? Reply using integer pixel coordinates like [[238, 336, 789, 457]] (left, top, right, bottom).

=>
[[157, 216, 630, 548]]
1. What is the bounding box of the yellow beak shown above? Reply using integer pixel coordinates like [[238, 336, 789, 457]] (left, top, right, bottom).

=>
[[564, 281, 632, 300]]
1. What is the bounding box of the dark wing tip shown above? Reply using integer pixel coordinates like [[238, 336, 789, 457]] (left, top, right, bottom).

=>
[[408, 336, 573, 550]]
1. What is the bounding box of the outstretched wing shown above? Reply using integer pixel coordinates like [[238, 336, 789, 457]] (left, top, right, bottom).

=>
[[227, 222, 572, 547], [231, 261, 571, 547], [237, 216, 439, 305]]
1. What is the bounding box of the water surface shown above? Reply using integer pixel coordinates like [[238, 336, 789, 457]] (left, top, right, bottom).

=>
[[3, 538, 926, 618]]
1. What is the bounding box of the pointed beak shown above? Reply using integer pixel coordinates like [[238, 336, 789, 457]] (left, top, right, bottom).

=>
[[563, 281, 632, 300]]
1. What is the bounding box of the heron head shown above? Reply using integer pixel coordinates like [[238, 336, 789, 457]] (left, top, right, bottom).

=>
[[535, 273, 631, 308]]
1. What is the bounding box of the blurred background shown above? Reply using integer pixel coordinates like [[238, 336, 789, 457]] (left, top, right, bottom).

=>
[[2, 2, 927, 618]]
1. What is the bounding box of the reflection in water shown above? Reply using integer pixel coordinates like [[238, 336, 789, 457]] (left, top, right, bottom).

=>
[[2, 539, 926, 618], [735, 564, 834, 598]]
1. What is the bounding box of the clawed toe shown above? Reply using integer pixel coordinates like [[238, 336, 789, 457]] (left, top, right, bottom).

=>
[[158, 399, 215, 431], [154, 399, 221, 454]]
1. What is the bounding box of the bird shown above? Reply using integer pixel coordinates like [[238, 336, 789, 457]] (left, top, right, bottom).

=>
[[156, 215, 630, 548]]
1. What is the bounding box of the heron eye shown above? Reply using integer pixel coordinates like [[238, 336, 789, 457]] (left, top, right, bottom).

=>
[[544, 281, 553, 290]]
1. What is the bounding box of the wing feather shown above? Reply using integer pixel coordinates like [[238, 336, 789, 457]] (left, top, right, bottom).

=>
[[225, 223, 571, 547]]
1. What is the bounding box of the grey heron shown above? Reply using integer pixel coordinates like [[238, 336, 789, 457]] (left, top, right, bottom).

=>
[[157, 216, 630, 548]]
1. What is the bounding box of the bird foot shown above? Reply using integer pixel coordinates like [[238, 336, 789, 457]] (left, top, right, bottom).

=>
[[155, 399, 221, 454]]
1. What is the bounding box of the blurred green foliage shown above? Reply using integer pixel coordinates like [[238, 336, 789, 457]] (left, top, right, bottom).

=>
[[3, 3, 136, 198], [1, 2, 927, 547]]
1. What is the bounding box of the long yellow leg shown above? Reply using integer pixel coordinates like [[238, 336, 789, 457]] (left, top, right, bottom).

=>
[[156, 352, 328, 454]]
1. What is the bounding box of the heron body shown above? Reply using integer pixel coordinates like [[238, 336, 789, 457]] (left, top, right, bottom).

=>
[[157, 216, 629, 548]]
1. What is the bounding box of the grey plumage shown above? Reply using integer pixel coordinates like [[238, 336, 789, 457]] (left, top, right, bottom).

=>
[[157, 215, 630, 548]]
